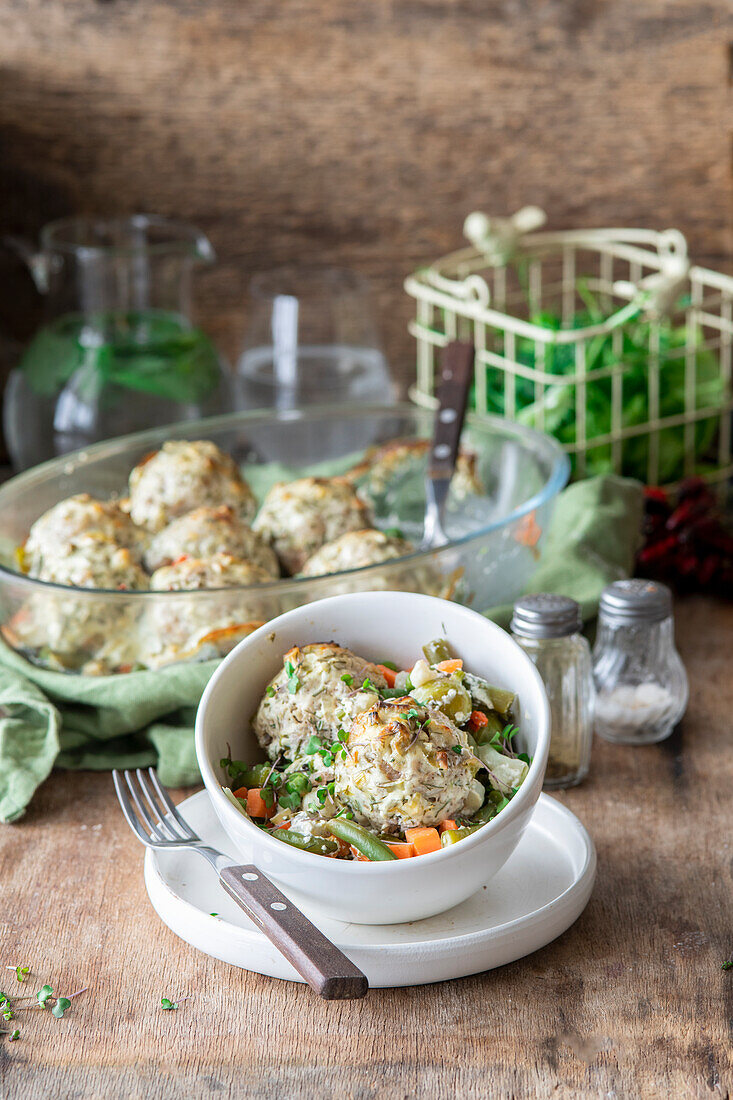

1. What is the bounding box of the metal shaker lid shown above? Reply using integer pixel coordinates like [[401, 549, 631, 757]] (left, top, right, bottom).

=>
[[599, 579, 672, 625], [510, 594, 582, 639]]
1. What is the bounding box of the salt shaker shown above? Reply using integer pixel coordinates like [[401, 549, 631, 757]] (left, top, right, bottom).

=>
[[510, 594, 594, 789], [593, 579, 688, 745]]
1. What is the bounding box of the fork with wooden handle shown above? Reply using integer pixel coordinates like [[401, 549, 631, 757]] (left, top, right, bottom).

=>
[[113, 767, 369, 1000]]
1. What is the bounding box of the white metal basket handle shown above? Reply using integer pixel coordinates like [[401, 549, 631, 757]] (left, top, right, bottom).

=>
[[613, 250, 691, 319], [463, 206, 547, 264]]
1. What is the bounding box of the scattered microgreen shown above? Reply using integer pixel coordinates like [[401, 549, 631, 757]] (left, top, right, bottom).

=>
[[8, 1029, 19, 1041], [161, 997, 178, 1010], [37, 985, 53, 1008], [362, 677, 377, 694], [210, 913, 218, 917], [722, 960, 733, 971], [266, 685, 275, 698], [304, 735, 324, 755], [321, 752, 333, 768], [340, 673, 353, 686], [14, 967, 28, 984], [260, 787, 275, 808], [316, 787, 328, 805], [382, 527, 404, 539], [337, 729, 348, 743], [451, 745, 462, 754], [51, 998, 71, 1019]]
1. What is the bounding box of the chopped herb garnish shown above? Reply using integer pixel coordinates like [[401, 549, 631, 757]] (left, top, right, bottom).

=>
[[285, 660, 300, 694], [722, 960, 733, 971], [161, 997, 178, 1010], [266, 685, 275, 697], [210, 912, 218, 917], [340, 673, 353, 686], [451, 745, 462, 754]]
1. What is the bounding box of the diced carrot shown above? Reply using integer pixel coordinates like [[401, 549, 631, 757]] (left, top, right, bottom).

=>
[[404, 827, 442, 855], [467, 710, 489, 732], [350, 846, 370, 862], [385, 841, 415, 859], [436, 658, 463, 674], [246, 788, 276, 819], [438, 820, 459, 834], [375, 664, 398, 688], [232, 786, 249, 800]]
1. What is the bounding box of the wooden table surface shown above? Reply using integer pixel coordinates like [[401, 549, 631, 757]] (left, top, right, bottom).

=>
[[1, 595, 731, 1099]]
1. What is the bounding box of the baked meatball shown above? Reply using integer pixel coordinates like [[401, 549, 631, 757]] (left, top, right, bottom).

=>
[[7, 533, 148, 672], [36, 532, 149, 590], [253, 643, 388, 762], [24, 494, 144, 577], [345, 438, 483, 513], [144, 505, 279, 576], [128, 440, 256, 532], [334, 697, 483, 835], [300, 529, 414, 577], [252, 478, 372, 574], [149, 553, 272, 592], [142, 553, 271, 669]]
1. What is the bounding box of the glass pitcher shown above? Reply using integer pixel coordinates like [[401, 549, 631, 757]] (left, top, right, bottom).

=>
[[4, 215, 231, 470]]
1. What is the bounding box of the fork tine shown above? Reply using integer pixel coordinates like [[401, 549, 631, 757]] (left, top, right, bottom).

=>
[[135, 769, 182, 841], [113, 770, 159, 846], [123, 771, 167, 841], [147, 768, 199, 840]]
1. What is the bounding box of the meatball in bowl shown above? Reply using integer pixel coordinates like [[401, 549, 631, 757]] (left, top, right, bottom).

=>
[[196, 591, 550, 925]]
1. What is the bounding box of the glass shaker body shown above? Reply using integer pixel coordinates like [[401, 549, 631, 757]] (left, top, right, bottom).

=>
[[593, 615, 688, 745], [514, 633, 594, 789]]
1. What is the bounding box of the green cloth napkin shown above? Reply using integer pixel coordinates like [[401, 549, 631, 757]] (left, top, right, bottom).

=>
[[0, 474, 642, 823]]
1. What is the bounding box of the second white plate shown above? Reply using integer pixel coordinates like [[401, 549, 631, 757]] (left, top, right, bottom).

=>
[[144, 791, 595, 988]]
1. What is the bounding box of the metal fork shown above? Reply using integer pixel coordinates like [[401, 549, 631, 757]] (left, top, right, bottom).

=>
[[113, 767, 368, 1000]]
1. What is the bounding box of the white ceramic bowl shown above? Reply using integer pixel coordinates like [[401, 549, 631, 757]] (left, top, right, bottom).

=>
[[195, 591, 550, 924]]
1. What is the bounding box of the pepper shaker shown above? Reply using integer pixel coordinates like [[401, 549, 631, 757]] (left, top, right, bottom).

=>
[[593, 579, 688, 745], [510, 594, 594, 789]]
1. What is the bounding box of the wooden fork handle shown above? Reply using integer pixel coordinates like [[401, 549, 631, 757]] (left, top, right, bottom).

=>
[[429, 341, 475, 482], [219, 865, 369, 1000]]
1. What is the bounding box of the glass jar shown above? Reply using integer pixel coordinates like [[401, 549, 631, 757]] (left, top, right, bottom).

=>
[[593, 579, 688, 745], [511, 594, 594, 789], [4, 215, 230, 470]]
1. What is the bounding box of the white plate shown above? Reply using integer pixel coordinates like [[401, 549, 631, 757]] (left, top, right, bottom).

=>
[[144, 790, 596, 987]]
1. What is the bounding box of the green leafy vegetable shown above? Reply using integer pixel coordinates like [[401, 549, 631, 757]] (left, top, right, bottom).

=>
[[472, 281, 725, 483]]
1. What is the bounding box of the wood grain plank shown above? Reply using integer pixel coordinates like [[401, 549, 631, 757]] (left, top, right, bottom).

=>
[[0, 0, 730, 396], [0, 596, 731, 1098]]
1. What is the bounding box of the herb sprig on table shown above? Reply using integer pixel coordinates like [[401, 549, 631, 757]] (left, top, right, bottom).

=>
[[1, 966, 89, 1043]]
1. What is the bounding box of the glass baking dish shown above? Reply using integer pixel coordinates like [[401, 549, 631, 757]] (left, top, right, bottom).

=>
[[0, 404, 569, 674]]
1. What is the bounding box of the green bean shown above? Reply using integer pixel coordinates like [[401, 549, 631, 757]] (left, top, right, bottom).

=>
[[327, 818, 397, 861], [231, 763, 272, 787], [270, 829, 339, 856], [422, 638, 453, 665], [440, 825, 482, 847], [486, 687, 516, 716]]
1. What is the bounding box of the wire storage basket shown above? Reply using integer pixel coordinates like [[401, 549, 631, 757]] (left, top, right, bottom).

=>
[[405, 209, 733, 487]]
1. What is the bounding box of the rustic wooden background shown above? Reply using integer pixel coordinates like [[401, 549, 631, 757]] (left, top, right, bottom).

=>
[[1, 0, 732, 393]]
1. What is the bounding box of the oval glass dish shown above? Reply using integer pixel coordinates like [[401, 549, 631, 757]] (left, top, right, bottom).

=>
[[0, 404, 569, 675]]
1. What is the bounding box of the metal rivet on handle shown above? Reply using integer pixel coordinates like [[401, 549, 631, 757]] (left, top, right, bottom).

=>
[[439, 408, 457, 423], [242, 872, 258, 881], [271, 902, 287, 911]]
